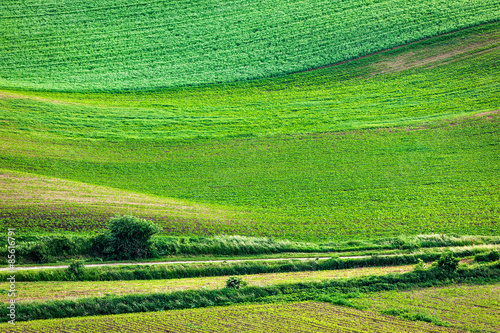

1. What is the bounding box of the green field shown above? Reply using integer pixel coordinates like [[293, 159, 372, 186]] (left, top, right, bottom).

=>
[[1, 0, 499, 91], [2, 114, 499, 240], [3, 280, 499, 331], [1, 22, 499, 240], [1, 1, 500, 331], [2, 22, 500, 140], [351, 283, 500, 332], [0, 301, 466, 333]]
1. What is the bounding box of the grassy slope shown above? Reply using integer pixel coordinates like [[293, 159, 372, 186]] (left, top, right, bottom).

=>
[[1, 23, 499, 141], [0, 23, 499, 240], [0, 169, 240, 231], [1, 0, 499, 91], [1, 116, 499, 240]]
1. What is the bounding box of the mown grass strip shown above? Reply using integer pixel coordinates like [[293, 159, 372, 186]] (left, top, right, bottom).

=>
[[0, 265, 414, 304], [0, 263, 498, 323], [1, 246, 496, 282]]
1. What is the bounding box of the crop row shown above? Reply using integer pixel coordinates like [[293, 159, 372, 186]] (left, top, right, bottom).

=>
[[350, 283, 500, 332], [1, 0, 499, 90], [0, 301, 463, 332]]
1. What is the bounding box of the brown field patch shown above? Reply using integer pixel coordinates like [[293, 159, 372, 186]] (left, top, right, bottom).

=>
[[0, 91, 67, 105], [0, 169, 242, 228], [373, 39, 499, 74]]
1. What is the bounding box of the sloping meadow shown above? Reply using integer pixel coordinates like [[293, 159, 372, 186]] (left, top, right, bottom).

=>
[[0, 13, 499, 240], [1, 0, 499, 91]]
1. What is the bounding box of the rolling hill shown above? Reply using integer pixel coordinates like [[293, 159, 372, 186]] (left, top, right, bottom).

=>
[[1, 0, 499, 91], [0, 21, 498, 240]]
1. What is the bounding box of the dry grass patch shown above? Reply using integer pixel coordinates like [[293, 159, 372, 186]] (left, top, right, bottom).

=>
[[0, 265, 414, 303]]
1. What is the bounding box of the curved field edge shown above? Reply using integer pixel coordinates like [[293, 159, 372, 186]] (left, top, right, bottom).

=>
[[0, 301, 463, 333], [0, 169, 245, 232], [1, 0, 499, 91], [1, 113, 499, 240], [0, 23, 498, 240], [1, 21, 499, 142]]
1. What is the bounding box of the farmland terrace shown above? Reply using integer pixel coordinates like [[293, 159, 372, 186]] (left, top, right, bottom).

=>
[[0, 0, 499, 331]]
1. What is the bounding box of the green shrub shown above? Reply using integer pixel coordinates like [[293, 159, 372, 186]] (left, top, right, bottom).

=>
[[413, 259, 426, 272], [475, 250, 500, 263], [45, 236, 79, 257], [89, 233, 109, 258], [226, 276, 247, 289], [22, 242, 50, 264], [66, 260, 85, 280], [382, 308, 451, 327], [437, 252, 460, 271], [488, 250, 500, 262], [103, 216, 162, 260]]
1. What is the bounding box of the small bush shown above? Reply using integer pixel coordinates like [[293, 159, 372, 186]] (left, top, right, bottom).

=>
[[475, 250, 500, 263], [103, 215, 162, 260], [45, 236, 79, 257], [226, 276, 247, 289], [383, 308, 450, 327], [413, 259, 426, 272], [488, 250, 500, 262], [437, 252, 460, 271], [23, 242, 50, 263], [89, 233, 109, 258], [66, 260, 85, 280]]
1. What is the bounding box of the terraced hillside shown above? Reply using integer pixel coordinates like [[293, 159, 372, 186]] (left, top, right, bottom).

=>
[[1, 0, 499, 91]]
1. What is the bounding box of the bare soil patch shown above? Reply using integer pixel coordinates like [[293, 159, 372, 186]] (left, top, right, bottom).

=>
[[374, 40, 499, 74], [0, 169, 236, 222]]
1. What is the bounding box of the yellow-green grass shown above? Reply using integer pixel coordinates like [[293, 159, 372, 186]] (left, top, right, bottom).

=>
[[0, 265, 414, 303], [0, 301, 463, 333], [1, 23, 499, 240], [1, 0, 499, 91], [350, 283, 500, 332], [2, 113, 498, 240], [0, 168, 242, 231]]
